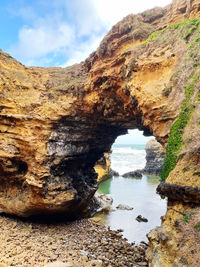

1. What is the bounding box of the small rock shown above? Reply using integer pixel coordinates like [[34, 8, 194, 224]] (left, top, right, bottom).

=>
[[137, 262, 148, 266], [116, 204, 133, 210], [90, 217, 101, 223], [80, 250, 89, 256], [122, 171, 142, 178], [136, 215, 148, 222], [43, 261, 69, 267]]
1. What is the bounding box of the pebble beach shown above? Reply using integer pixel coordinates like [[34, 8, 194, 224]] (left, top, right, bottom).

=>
[[0, 215, 148, 267]]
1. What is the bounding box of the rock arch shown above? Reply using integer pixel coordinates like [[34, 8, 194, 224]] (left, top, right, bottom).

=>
[[0, 0, 200, 218]]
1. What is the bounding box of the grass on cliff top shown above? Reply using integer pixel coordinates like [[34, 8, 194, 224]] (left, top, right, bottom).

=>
[[142, 18, 200, 46], [141, 17, 200, 181], [160, 18, 200, 181]]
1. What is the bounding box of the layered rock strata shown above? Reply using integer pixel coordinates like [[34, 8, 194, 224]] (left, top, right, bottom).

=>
[[0, 0, 200, 265], [143, 139, 165, 175]]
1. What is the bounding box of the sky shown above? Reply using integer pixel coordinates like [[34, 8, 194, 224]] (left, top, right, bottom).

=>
[[0, 0, 172, 67], [114, 130, 154, 145], [0, 0, 171, 145]]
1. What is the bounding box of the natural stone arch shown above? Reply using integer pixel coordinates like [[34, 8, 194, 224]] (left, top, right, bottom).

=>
[[0, 0, 199, 221]]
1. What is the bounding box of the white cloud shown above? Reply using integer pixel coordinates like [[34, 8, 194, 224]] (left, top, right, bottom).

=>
[[62, 34, 104, 67], [63, 0, 172, 66], [10, 21, 74, 64], [62, 0, 106, 37], [9, 0, 172, 66], [94, 0, 172, 28]]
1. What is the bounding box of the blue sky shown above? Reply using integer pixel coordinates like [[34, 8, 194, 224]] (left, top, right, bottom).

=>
[[1, 0, 171, 67]]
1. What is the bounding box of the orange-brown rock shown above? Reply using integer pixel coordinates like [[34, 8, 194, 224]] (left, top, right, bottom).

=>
[[146, 201, 200, 267], [94, 152, 111, 183], [0, 0, 200, 264]]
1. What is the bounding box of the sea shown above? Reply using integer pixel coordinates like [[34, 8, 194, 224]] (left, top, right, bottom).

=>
[[97, 144, 167, 244], [111, 144, 146, 175]]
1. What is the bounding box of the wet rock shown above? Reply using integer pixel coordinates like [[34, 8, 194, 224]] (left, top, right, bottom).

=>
[[94, 192, 113, 213], [116, 204, 134, 210], [136, 215, 148, 222], [110, 169, 120, 177], [122, 170, 142, 178]]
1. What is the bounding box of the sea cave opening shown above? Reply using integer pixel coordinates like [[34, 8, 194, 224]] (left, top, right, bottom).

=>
[[95, 129, 167, 244]]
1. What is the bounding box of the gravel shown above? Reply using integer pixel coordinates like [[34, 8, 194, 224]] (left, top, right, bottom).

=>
[[0, 214, 148, 266]]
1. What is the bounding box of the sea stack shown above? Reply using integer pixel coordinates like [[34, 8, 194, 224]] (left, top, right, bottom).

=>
[[143, 139, 165, 175]]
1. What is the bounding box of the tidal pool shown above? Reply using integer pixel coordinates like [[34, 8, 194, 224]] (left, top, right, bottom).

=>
[[96, 175, 167, 244]]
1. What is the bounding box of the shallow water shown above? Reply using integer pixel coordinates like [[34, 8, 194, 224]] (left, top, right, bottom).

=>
[[97, 175, 167, 244]]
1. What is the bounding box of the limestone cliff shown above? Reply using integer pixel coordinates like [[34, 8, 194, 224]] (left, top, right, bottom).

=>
[[94, 152, 111, 183], [0, 0, 200, 265], [143, 139, 165, 175]]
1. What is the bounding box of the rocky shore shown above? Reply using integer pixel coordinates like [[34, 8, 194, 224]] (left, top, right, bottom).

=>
[[0, 215, 148, 267]]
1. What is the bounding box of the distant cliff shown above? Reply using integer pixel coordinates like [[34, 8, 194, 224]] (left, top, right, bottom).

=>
[[143, 139, 165, 175]]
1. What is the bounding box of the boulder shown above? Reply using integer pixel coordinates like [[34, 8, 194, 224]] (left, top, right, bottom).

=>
[[136, 215, 148, 223], [94, 192, 113, 213], [116, 204, 134, 210], [122, 170, 142, 178]]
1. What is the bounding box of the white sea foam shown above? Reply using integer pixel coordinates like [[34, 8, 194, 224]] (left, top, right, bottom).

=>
[[112, 147, 145, 155], [111, 145, 146, 175]]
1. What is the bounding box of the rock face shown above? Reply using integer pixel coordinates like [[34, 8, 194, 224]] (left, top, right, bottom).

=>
[[143, 139, 165, 175], [0, 0, 200, 264], [94, 153, 111, 183]]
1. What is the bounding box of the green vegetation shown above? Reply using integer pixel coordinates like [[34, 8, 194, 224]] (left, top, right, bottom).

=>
[[161, 72, 199, 180], [142, 28, 166, 45], [184, 25, 198, 39], [182, 215, 189, 223], [182, 212, 193, 223], [196, 92, 200, 102], [182, 167, 190, 173], [150, 18, 200, 181], [188, 36, 200, 49], [194, 224, 200, 231], [193, 172, 200, 176], [142, 18, 200, 46], [138, 18, 200, 181]]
